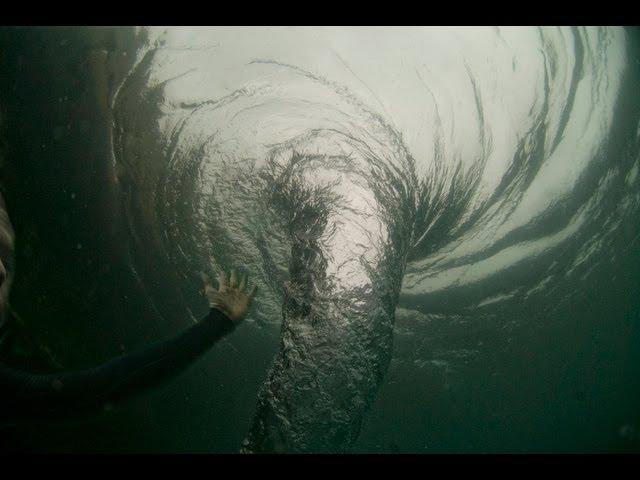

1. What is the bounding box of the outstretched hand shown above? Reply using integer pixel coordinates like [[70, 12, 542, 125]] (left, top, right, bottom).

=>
[[201, 270, 257, 325]]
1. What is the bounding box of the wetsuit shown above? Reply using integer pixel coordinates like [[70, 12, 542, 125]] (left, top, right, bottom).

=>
[[0, 308, 234, 424]]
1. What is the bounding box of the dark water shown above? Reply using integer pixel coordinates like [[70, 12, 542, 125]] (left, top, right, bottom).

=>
[[1, 26, 639, 452]]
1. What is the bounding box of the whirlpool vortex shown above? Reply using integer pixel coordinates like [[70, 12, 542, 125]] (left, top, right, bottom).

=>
[[111, 27, 639, 452]]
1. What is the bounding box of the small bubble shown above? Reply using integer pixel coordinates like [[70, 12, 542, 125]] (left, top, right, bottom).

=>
[[619, 424, 636, 439], [76, 243, 82, 249]]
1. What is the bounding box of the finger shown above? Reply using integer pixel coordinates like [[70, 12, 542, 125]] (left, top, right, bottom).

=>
[[201, 273, 215, 291], [217, 270, 228, 290], [248, 284, 258, 299], [239, 274, 247, 291], [230, 269, 238, 288]]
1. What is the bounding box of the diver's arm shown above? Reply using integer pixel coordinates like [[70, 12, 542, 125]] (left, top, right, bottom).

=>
[[0, 308, 234, 414], [86, 307, 237, 399], [0, 270, 257, 419]]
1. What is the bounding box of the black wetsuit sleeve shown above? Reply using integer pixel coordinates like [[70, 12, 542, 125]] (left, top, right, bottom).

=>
[[0, 308, 235, 420]]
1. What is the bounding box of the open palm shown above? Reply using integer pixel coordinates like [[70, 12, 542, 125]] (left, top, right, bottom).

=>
[[202, 270, 257, 325]]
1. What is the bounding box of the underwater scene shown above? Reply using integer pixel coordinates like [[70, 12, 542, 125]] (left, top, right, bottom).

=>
[[0, 26, 639, 453]]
